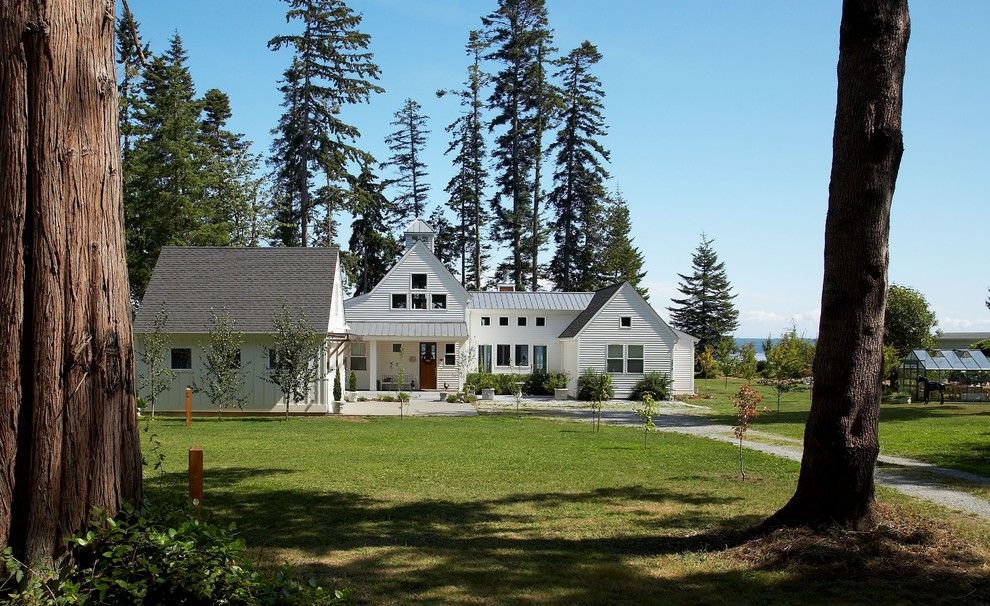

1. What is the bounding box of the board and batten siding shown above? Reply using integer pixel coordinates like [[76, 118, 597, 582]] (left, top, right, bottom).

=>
[[466, 309, 578, 375], [344, 243, 468, 323], [672, 337, 696, 394], [573, 285, 678, 399]]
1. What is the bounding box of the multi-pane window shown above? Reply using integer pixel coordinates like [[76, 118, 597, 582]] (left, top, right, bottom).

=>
[[444, 343, 456, 366], [536, 317, 546, 327], [620, 316, 632, 328], [496, 344, 511, 367], [170, 348, 192, 370], [626, 345, 644, 373], [606, 345, 624, 373], [350, 342, 368, 371], [411, 293, 428, 309], [391, 293, 408, 309], [481, 316, 491, 326], [515, 344, 530, 367], [478, 345, 493, 372], [432, 294, 447, 309], [533, 345, 548, 372], [411, 273, 428, 289], [499, 317, 509, 326]]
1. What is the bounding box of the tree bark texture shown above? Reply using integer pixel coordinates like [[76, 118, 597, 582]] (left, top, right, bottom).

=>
[[771, 0, 909, 529], [1, 0, 142, 568]]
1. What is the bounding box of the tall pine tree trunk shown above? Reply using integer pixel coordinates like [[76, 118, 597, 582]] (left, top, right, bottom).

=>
[[1, 0, 142, 568], [770, 0, 909, 530]]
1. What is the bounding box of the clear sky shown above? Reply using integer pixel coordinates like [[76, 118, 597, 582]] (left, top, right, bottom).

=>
[[127, 0, 990, 337]]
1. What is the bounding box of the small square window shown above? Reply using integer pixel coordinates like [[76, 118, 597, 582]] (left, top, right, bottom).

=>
[[432, 294, 447, 309], [411, 293, 427, 309], [536, 317, 546, 327], [444, 343, 456, 366], [411, 273, 427, 289], [481, 316, 491, 326], [620, 316, 632, 328], [391, 293, 408, 309], [499, 317, 509, 326], [517, 317, 527, 327], [392, 343, 403, 353], [170, 348, 192, 370]]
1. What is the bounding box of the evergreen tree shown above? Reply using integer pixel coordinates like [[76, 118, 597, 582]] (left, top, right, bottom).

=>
[[115, 12, 150, 155], [428, 206, 459, 274], [345, 162, 401, 295], [268, 0, 384, 246], [668, 234, 739, 349], [383, 98, 431, 221], [483, 0, 553, 290], [597, 190, 647, 296], [439, 30, 490, 289], [547, 41, 610, 292]]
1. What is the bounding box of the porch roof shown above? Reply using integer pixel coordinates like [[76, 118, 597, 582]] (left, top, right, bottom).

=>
[[348, 321, 468, 339]]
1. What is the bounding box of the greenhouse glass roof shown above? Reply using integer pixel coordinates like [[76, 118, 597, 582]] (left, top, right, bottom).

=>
[[903, 349, 990, 371]]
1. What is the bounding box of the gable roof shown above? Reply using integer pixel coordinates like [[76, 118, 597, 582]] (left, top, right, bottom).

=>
[[404, 217, 435, 234], [468, 291, 594, 311], [558, 283, 624, 338], [134, 246, 339, 334]]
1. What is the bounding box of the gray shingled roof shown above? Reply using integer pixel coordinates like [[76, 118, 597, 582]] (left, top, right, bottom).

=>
[[469, 291, 594, 311], [348, 321, 468, 338], [134, 246, 339, 334], [558, 283, 625, 338]]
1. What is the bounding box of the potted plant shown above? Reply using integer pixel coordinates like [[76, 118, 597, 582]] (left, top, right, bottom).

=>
[[332, 370, 343, 414]]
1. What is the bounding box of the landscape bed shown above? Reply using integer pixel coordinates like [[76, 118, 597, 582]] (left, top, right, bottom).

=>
[[144, 415, 989, 604]]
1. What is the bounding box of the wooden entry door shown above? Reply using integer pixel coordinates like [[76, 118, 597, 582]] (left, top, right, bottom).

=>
[[419, 342, 437, 390]]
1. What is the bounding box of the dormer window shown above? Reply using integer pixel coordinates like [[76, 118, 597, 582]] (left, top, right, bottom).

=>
[[411, 274, 427, 289]]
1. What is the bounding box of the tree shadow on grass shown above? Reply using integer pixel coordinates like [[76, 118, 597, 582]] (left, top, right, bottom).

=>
[[147, 469, 988, 604]]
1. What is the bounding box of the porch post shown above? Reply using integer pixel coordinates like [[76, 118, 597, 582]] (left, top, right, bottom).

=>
[[368, 339, 378, 392]]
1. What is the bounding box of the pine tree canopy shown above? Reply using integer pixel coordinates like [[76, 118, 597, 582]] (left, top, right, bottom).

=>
[[668, 234, 739, 349], [597, 190, 647, 297], [383, 98, 431, 221], [345, 162, 401, 295]]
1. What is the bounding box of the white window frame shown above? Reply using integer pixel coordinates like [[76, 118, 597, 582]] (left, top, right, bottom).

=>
[[496, 344, 511, 367], [517, 317, 527, 327], [606, 344, 624, 373], [350, 342, 368, 371], [481, 316, 491, 326], [535, 317, 546, 327], [391, 293, 408, 309], [498, 316, 509, 326], [170, 347, 192, 371], [444, 343, 456, 366], [626, 344, 645, 374], [533, 344, 548, 372], [619, 316, 632, 329], [410, 292, 428, 310], [605, 344, 645, 374], [410, 273, 428, 290], [515, 344, 530, 368], [432, 294, 448, 310], [478, 344, 493, 373]]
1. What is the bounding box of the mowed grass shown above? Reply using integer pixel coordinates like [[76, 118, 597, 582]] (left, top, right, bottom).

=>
[[144, 415, 989, 605], [695, 378, 990, 477]]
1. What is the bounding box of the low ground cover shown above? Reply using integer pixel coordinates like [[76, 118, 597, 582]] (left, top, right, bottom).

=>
[[144, 415, 989, 604], [695, 378, 990, 477]]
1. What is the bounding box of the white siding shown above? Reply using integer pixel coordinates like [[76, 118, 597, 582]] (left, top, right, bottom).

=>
[[344, 243, 468, 323], [135, 334, 330, 414], [672, 337, 696, 394], [346, 339, 466, 391], [466, 309, 578, 375], [573, 284, 677, 399]]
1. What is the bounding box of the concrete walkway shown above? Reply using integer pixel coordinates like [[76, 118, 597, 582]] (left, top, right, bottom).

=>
[[339, 398, 477, 417]]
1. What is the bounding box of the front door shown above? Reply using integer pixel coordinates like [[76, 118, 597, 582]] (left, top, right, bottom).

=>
[[419, 342, 437, 390]]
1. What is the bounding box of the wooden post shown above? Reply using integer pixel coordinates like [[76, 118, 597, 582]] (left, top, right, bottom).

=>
[[188, 448, 203, 508], [185, 386, 192, 428]]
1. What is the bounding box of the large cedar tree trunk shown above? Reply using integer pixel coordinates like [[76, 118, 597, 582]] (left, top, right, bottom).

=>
[[770, 0, 909, 529], [1, 0, 142, 568]]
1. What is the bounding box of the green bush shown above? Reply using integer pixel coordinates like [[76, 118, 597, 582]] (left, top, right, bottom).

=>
[[630, 371, 672, 401], [347, 370, 357, 392], [525, 370, 569, 395], [380, 394, 395, 402], [1, 501, 349, 606], [577, 368, 614, 401], [333, 371, 342, 402], [466, 373, 531, 395]]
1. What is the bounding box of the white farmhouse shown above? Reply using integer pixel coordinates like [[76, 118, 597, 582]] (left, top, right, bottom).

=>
[[133, 219, 696, 413]]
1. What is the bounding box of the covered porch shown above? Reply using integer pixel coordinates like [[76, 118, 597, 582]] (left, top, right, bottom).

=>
[[345, 321, 470, 392]]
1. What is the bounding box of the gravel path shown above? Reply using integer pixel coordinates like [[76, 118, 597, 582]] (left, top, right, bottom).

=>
[[493, 402, 990, 521]]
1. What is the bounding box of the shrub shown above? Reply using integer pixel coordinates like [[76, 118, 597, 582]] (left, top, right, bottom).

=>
[[380, 394, 395, 402], [397, 392, 410, 402], [1, 501, 348, 606], [577, 368, 614, 402], [696, 347, 717, 379], [525, 370, 569, 395], [333, 371, 342, 402], [630, 372, 672, 401], [348, 370, 357, 392], [465, 373, 531, 395], [446, 393, 459, 403]]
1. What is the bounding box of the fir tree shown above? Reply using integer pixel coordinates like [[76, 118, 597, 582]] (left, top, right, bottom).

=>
[[597, 190, 647, 296], [428, 206, 459, 275], [439, 30, 490, 289], [668, 234, 739, 350], [547, 41, 610, 292], [383, 98, 431, 221], [115, 12, 150, 155], [346, 162, 401, 295], [483, 0, 553, 290], [268, 0, 384, 246]]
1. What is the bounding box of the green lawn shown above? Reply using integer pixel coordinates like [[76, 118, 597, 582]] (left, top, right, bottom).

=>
[[695, 378, 990, 477], [143, 415, 989, 604]]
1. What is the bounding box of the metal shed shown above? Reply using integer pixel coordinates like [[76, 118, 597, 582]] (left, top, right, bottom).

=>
[[899, 349, 990, 401]]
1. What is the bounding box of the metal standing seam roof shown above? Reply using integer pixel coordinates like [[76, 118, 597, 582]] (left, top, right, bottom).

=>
[[134, 246, 339, 334], [468, 291, 595, 311], [404, 218, 435, 234], [906, 349, 990, 371], [347, 321, 469, 338]]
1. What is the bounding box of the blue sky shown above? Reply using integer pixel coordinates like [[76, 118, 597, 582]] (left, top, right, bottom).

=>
[[128, 0, 990, 337]]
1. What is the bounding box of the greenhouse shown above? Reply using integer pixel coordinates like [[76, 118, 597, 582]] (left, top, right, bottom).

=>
[[899, 348, 990, 402]]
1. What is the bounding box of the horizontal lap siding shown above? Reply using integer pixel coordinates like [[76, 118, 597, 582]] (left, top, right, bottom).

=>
[[467, 310, 579, 375], [575, 287, 676, 399], [672, 339, 695, 394]]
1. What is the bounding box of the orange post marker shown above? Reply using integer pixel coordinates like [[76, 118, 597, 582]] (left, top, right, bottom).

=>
[[188, 448, 203, 508], [185, 386, 192, 428]]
